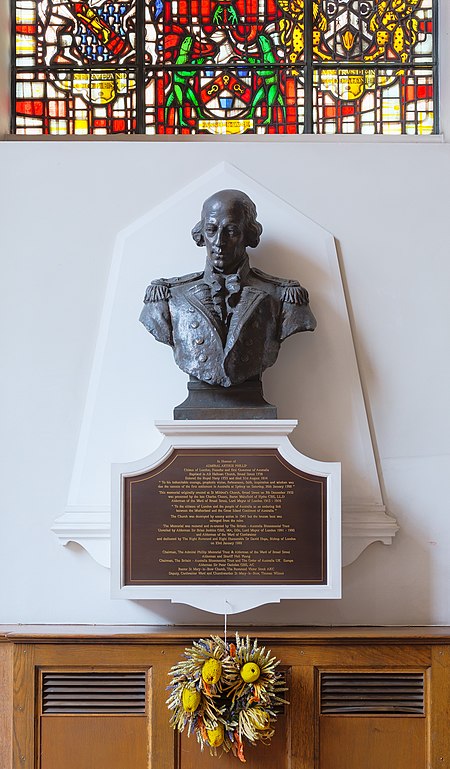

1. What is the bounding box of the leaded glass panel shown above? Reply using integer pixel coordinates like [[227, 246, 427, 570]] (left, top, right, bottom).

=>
[[11, 0, 438, 134], [313, 67, 434, 134], [143, 66, 305, 133], [15, 69, 137, 133]]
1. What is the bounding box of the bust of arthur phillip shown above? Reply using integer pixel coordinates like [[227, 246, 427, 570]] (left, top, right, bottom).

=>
[[140, 189, 317, 388]]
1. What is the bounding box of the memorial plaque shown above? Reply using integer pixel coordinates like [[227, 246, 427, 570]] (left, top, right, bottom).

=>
[[124, 448, 327, 586]]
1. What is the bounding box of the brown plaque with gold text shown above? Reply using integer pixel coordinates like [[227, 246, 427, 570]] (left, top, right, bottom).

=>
[[124, 448, 326, 585]]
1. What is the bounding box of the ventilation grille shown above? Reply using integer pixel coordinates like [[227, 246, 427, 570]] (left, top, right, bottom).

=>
[[320, 672, 425, 715], [42, 672, 146, 714]]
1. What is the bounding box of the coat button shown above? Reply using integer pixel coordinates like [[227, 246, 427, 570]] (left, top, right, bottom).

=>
[[195, 337, 205, 345], [204, 374, 212, 380], [199, 354, 208, 363], [242, 354, 249, 362], [246, 339, 253, 346], [190, 321, 199, 328], [188, 307, 195, 313]]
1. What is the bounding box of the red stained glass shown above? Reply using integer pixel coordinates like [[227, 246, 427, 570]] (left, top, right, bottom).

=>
[[417, 85, 433, 99], [16, 24, 36, 33], [16, 100, 44, 115], [406, 84, 433, 102], [324, 104, 354, 118]]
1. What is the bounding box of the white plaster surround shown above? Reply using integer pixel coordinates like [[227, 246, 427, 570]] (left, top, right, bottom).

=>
[[51, 162, 398, 587]]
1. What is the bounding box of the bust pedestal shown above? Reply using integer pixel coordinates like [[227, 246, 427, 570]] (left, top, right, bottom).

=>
[[173, 378, 277, 419]]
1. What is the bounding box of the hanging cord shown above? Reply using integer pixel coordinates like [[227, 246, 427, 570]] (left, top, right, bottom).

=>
[[224, 599, 232, 647]]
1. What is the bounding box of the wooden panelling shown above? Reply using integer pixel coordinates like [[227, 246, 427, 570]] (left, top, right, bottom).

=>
[[32, 643, 162, 667], [13, 644, 36, 769], [319, 716, 426, 769], [430, 646, 450, 769], [0, 645, 13, 769], [40, 716, 148, 769], [264, 644, 432, 669], [150, 652, 179, 769], [1, 626, 448, 642], [0, 629, 448, 769], [290, 664, 315, 768]]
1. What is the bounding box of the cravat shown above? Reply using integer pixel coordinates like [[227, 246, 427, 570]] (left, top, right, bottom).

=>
[[210, 273, 241, 321]]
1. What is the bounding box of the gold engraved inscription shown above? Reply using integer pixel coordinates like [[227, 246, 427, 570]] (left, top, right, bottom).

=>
[[155, 458, 297, 579]]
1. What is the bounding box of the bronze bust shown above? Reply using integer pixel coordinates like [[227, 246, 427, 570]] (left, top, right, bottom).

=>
[[140, 189, 316, 389]]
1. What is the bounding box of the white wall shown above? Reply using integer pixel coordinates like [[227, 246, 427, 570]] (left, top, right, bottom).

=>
[[1, 134, 450, 627], [2, 0, 450, 625]]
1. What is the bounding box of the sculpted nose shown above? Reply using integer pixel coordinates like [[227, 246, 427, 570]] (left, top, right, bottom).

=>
[[218, 228, 228, 247]]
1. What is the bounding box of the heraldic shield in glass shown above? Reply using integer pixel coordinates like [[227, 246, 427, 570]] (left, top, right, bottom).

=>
[[13, 0, 437, 134]]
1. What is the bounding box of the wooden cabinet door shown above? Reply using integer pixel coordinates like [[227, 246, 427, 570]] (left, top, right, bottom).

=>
[[13, 643, 175, 769], [314, 646, 431, 769]]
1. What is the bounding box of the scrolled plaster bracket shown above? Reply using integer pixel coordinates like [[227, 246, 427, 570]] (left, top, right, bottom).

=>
[[52, 502, 399, 571], [52, 507, 111, 568]]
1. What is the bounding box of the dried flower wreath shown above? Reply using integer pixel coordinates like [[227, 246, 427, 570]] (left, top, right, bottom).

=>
[[167, 633, 288, 762]]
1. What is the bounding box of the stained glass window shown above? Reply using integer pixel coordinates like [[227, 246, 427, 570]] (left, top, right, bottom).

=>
[[12, 0, 437, 134]]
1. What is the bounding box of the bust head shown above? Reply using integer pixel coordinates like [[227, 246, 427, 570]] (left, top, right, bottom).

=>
[[191, 189, 263, 274]]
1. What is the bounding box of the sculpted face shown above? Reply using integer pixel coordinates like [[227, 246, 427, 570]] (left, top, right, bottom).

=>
[[201, 194, 247, 274]]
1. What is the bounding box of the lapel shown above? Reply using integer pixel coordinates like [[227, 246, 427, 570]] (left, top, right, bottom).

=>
[[185, 283, 226, 345], [224, 286, 268, 356]]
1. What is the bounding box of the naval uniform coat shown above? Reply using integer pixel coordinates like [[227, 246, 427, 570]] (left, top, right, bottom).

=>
[[139, 258, 316, 387]]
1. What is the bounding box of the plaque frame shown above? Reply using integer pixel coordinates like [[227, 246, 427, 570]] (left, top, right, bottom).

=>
[[111, 420, 341, 614]]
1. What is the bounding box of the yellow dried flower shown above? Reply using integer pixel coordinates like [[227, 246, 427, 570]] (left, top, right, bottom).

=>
[[250, 707, 271, 730], [207, 723, 224, 747], [202, 658, 222, 684], [182, 687, 201, 713], [240, 662, 261, 683]]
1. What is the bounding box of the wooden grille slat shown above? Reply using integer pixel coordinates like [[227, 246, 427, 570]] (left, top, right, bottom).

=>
[[42, 672, 146, 714], [44, 687, 146, 693], [320, 672, 425, 715], [322, 675, 423, 682], [43, 695, 145, 702], [43, 675, 144, 682]]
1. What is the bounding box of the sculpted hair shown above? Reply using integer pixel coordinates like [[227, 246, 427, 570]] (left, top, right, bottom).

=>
[[191, 190, 263, 248]]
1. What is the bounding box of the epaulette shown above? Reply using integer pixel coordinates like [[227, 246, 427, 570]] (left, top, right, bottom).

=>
[[143, 272, 204, 303], [143, 279, 171, 303], [282, 284, 309, 306], [251, 268, 309, 305]]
